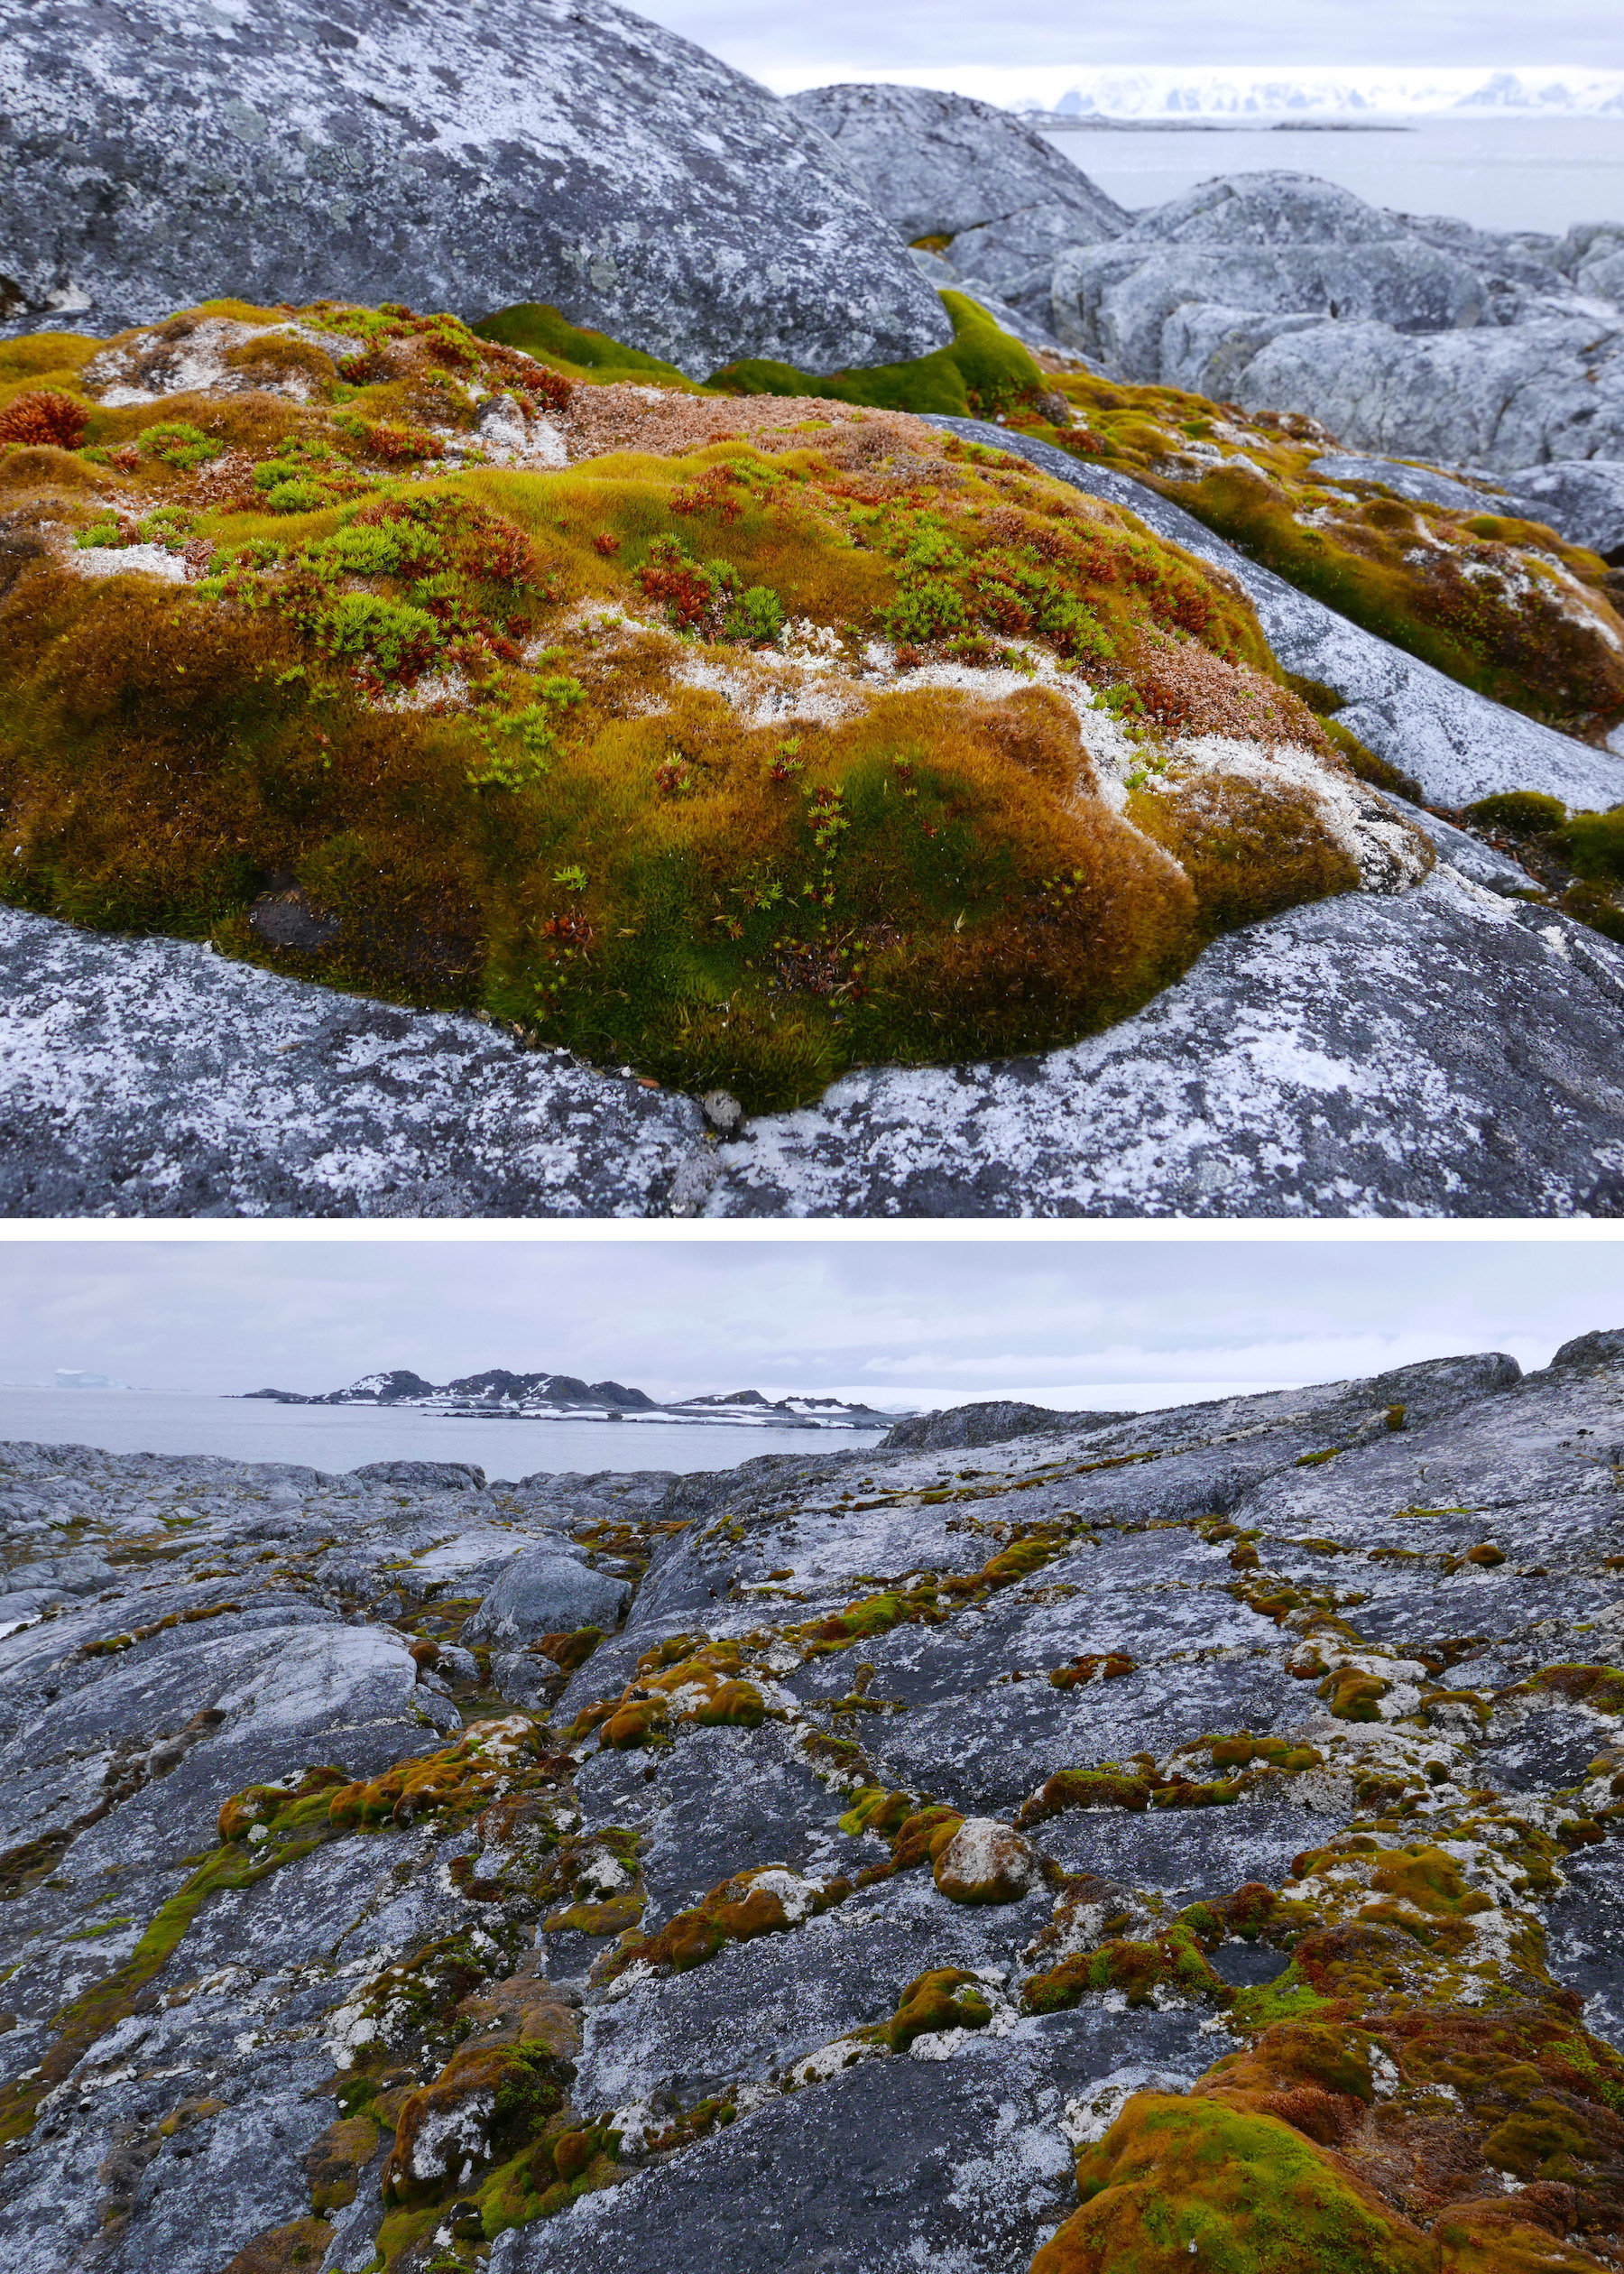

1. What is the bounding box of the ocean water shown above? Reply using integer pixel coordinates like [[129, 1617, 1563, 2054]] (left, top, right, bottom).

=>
[[1044, 115, 1624, 235], [0, 1387, 886, 1479]]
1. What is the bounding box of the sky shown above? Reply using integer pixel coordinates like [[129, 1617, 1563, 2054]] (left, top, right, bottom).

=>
[[2, 1239, 1619, 1413], [627, 0, 1624, 89]]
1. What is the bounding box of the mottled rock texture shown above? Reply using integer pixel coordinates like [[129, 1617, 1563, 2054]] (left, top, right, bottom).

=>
[[0, 0, 948, 377], [5, 1337, 1624, 2272], [1047, 171, 1624, 472], [0, 903, 715, 1218], [784, 81, 1129, 247]]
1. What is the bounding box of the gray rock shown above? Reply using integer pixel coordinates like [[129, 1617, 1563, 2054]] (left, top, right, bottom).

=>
[[879, 1401, 1138, 1453], [1039, 171, 1624, 474], [1304, 452, 1508, 515], [461, 1545, 630, 1645], [347, 1460, 487, 1493], [926, 421, 1624, 810], [786, 79, 1127, 246], [1194, 312, 1624, 475], [909, 247, 1075, 357], [5, 1345, 1624, 2270], [0, 0, 948, 379], [1498, 459, 1624, 561], [0, 902, 713, 1217], [945, 200, 1124, 330], [1051, 171, 1489, 380]]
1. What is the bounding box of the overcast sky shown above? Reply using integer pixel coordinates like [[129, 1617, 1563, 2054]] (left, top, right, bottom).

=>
[[2, 1241, 1619, 1411], [628, 0, 1624, 86]]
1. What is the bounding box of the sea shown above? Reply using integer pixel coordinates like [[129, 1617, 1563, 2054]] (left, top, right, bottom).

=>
[[1042, 115, 1624, 235], [0, 1386, 887, 1479]]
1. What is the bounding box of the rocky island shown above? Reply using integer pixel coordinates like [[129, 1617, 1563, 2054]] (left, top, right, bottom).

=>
[[4, 1327, 1624, 2269], [1, 5, 1621, 1214]]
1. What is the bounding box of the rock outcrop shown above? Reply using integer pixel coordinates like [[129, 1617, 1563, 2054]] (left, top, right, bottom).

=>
[[787, 82, 1129, 327], [0, 0, 948, 376], [6, 1336, 1624, 2270], [1044, 171, 1624, 472]]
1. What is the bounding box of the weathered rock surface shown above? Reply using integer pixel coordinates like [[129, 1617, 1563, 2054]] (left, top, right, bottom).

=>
[[0, 903, 714, 1217], [704, 861, 1624, 1217], [1052, 172, 1490, 378], [880, 1404, 1139, 1454], [6, 1336, 1624, 2271], [462, 1548, 632, 1647], [785, 81, 1129, 248], [1500, 459, 1624, 562], [0, 0, 949, 377], [1179, 310, 1624, 476], [927, 421, 1624, 809], [1044, 171, 1624, 472]]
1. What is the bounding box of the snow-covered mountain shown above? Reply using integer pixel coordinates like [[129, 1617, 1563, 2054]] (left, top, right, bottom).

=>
[[794, 65, 1624, 120], [242, 1370, 900, 1429]]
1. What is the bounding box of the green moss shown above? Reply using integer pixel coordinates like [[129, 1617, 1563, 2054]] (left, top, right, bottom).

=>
[[0, 299, 1382, 1114], [711, 294, 1044, 421], [1033, 2093, 1435, 2274], [873, 1967, 995, 2051], [1024, 1922, 1231, 2013], [472, 302, 695, 388]]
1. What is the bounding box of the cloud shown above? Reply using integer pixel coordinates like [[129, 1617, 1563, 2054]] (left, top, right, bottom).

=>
[[0, 1240, 1619, 1412], [630, 0, 1623, 80]]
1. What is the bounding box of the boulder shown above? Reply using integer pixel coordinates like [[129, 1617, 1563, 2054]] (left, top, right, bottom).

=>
[[1051, 172, 1489, 380], [0, 0, 948, 378], [461, 1547, 630, 1646], [931, 1819, 1040, 1904], [1499, 460, 1624, 562], [785, 79, 1127, 246], [350, 1461, 487, 1493], [1180, 312, 1624, 474]]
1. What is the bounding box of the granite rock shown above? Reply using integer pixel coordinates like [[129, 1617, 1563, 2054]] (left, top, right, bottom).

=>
[[460, 1546, 632, 1646], [1050, 171, 1490, 379], [5, 1340, 1624, 2270], [784, 80, 1129, 246], [0, 0, 948, 377]]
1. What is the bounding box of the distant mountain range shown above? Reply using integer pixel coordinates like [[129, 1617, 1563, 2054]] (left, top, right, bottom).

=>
[[242, 1370, 900, 1430], [981, 67, 1624, 119]]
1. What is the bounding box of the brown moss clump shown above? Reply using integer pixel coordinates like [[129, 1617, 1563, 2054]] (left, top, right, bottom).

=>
[[0, 390, 90, 448], [595, 1864, 850, 1983]]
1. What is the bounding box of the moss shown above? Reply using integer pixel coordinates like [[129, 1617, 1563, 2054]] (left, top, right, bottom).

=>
[[1530, 1664, 1624, 1716], [1318, 1669, 1390, 1723], [1024, 1923, 1231, 2014], [473, 302, 694, 388], [1048, 1650, 1136, 1690], [0, 299, 1389, 1113], [1017, 1770, 1151, 1826], [595, 1864, 849, 1983], [1032, 2092, 1435, 2274], [873, 1967, 994, 2051], [711, 294, 1045, 422], [326, 1716, 546, 1828]]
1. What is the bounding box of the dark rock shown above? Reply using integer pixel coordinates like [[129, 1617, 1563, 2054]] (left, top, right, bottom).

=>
[[1550, 1327, 1624, 1373], [348, 1460, 487, 1492], [0, 0, 947, 379], [460, 1545, 631, 1644], [1499, 459, 1624, 562], [245, 889, 340, 954], [879, 1401, 1138, 1453]]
